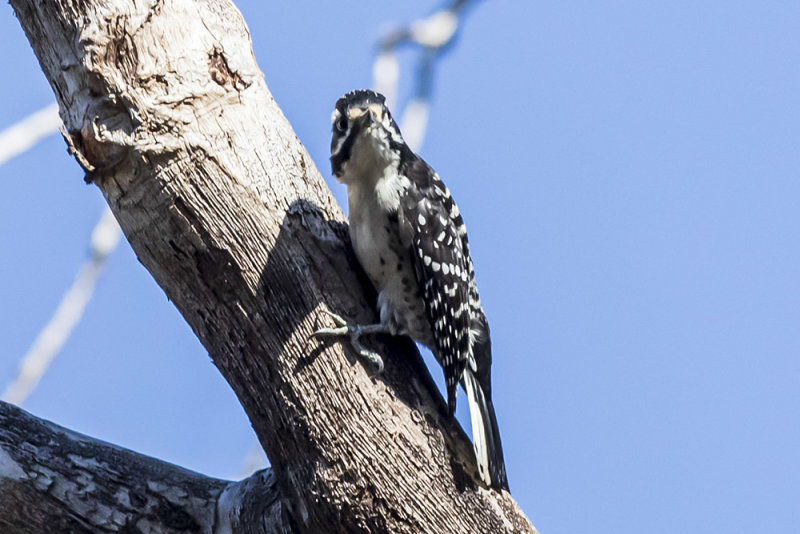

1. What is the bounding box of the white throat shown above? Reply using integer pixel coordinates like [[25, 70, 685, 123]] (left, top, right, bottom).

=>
[[342, 127, 406, 212]]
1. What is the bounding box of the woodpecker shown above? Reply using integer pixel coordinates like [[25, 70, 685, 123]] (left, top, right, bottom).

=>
[[313, 89, 507, 490]]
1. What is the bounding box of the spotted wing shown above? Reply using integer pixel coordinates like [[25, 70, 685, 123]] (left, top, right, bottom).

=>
[[395, 156, 472, 414]]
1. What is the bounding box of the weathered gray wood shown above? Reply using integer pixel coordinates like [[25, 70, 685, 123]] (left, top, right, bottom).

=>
[[8, 0, 536, 532], [0, 401, 292, 533]]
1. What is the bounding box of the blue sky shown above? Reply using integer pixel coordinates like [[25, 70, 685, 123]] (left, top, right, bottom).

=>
[[1, 1, 799, 532]]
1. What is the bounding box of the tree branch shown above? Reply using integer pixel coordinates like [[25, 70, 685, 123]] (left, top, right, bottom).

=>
[[0, 401, 292, 533], [8, 0, 536, 531]]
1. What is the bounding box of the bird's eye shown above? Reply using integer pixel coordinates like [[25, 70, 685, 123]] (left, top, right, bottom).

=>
[[336, 117, 348, 133]]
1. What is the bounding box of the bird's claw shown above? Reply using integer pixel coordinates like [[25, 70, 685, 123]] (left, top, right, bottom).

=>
[[311, 311, 385, 374], [310, 310, 350, 338]]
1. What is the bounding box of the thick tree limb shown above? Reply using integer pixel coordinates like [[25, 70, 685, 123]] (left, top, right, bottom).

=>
[[8, 0, 536, 532], [0, 401, 292, 533]]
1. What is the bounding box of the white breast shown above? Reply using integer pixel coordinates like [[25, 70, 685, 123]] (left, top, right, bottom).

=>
[[348, 191, 393, 285], [344, 138, 407, 285]]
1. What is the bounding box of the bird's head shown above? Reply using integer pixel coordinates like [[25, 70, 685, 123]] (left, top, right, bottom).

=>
[[330, 90, 405, 182]]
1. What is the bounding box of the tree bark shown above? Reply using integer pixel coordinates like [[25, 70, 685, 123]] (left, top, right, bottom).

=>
[[0, 401, 293, 533], [7, 0, 537, 532]]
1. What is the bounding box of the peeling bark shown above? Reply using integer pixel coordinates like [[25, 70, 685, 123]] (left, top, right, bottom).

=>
[[7, 0, 536, 532]]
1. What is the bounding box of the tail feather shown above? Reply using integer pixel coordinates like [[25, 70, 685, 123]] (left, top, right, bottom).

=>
[[462, 368, 508, 490]]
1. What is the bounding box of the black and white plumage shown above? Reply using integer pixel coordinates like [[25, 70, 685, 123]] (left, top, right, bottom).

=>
[[316, 89, 507, 490]]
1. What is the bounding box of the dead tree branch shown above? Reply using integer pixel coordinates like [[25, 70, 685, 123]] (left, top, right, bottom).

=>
[[0, 401, 291, 533]]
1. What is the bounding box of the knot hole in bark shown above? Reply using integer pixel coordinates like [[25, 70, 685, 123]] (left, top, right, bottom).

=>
[[208, 48, 248, 90]]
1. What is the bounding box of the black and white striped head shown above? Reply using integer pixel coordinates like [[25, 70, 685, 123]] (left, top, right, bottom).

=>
[[330, 90, 406, 182]]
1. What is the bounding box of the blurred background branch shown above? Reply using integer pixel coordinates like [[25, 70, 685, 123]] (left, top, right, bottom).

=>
[[0, 103, 60, 167], [0, 107, 121, 405], [1, 207, 120, 405], [373, 0, 481, 152]]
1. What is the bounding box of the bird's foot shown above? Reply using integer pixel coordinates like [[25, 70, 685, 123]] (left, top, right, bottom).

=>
[[311, 310, 386, 374]]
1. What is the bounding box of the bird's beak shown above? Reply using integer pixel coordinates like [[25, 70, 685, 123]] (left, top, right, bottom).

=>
[[347, 107, 369, 122], [347, 104, 383, 125]]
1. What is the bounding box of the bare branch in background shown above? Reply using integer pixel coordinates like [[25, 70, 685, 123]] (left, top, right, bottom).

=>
[[2, 207, 121, 405], [373, 0, 479, 151], [237, 439, 269, 479], [0, 103, 61, 166], [0, 105, 123, 406]]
